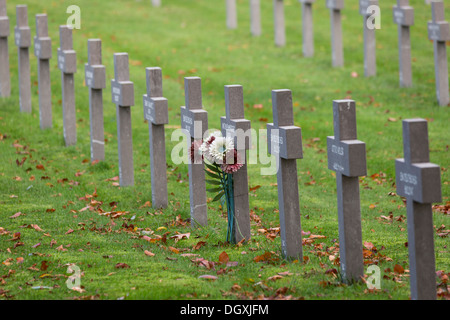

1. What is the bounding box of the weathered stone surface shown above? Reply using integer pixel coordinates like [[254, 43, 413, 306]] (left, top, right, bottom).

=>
[[267, 89, 303, 260], [226, 0, 237, 29], [395, 119, 442, 300], [181, 77, 208, 227], [299, 0, 315, 57], [327, 0, 344, 67], [111, 53, 135, 186], [0, 0, 10, 97], [220, 85, 251, 243], [14, 5, 31, 113], [250, 0, 261, 36], [273, 0, 285, 47], [360, 0, 379, 77], [86, 39, 105, 162], [34, 14, 52, 129], [143, 67, 168, 209], [58, 26, 77, 147], [427, 1, 449, 106], [327, 100, 366, 283], [393, 0, 414, 87]]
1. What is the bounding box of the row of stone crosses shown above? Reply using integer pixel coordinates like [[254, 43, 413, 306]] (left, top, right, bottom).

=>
[[0, 2, 443, 300], [221, 0, 450, 106]]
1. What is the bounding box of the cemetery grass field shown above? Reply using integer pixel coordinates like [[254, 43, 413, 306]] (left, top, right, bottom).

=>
[[0, 0, 449, 300]]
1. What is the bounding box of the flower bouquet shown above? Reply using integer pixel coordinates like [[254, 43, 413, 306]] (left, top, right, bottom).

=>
[[190, 131, 244, 243]]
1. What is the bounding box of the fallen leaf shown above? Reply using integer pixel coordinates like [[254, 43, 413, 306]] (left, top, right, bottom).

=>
[[218, 251, 230, 265], [144, 250, 155, 257]]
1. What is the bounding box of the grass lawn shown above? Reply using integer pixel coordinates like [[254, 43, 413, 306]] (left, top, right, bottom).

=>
[[0, 0, 449, 301]]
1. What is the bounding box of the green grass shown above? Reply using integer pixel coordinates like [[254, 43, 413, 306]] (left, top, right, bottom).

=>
[[0, 0, 449, 300]]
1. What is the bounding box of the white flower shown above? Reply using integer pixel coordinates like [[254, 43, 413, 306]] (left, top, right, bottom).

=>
[[208, 136, 234, 164], [200, 131, 222, 162]]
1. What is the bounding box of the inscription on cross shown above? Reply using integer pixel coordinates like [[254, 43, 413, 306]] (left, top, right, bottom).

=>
[[427, 1, 450, 106], [181, 77, 208, 227], [34, 14, 52, 129], [326, 0, 345, 67], [111, 53, 135, 186], [267, 90, 303, 259], [58, 25, 77, 146], [0, 0, 10, 97], [143, 67, 169, 209], [85, 39, 106, 162], [395, 119, 441, 300], [327, 100, 366, 283], [14, 5, 31, 113], [221, 85, 251, 243]]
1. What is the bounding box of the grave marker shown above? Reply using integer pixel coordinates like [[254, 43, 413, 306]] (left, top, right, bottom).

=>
[[152, 0, 161, 7], [181, 77, 208, 227], [326, 0, 344, 67], [299, 0, 315, 57], [226, 0, 237, 30], [250, 0, 261, 37], [34, 14, 52, 129], [58, 25, 77, 146], [85, 39, 106, 162], [393, 0, 414, 88], [267, 89, 303, 259], [0, 0, 10, 97], [395, 119, 441, 300], [143, 67, 169, 209], [327, 100, 366, 283], [428, 1, 450, 106], [273, 0, 285, 47], [14, 5, 31, 113], [111, 53, 135, 186], [221, 85, 251, 243], [359, 0, 378, 77]]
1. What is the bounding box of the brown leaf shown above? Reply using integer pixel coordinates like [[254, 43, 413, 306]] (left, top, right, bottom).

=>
[[31, 224, 43, 232], [144, 250, 155, 257], [36, 164, 45, 170], [9, 212, 24, 219], [40, 261, 50, 271], [169, 246, 180, 254], [65, 229, 74, 235], [394, 264, 405, 274], [218, 251, 230, 265], [115, 263, 130, 269]]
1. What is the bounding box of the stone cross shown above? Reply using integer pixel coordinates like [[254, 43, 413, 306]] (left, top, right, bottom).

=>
[[14, 5, 31, 113], [181, 77, 208, 227], [226, 0, 237, 30], [326, 0, 344, 67], [221, 85, 251, 243], [428, 1, 450, 106], [58, 26, 77, 146], [152, 0, 161, 7], [327, 100, 367, 283], [267, 90, 303, 260], [85, 39, 106, 162], [359, 0, 378, 77], [143, 67, 169, 209], [395, 119, 441, 300], [299, 0, 315, 57], [250, 0, 261, 37], [393, 0, 414, 88], [34, 14, 52, 129], [0, 0, 10, 97], [111, 53, 135, 186], [273, 0, 285, 47]]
